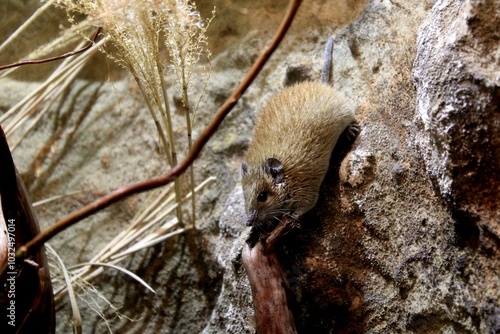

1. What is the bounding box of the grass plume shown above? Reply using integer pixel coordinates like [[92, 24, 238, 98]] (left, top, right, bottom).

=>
[[56, 0, 215, 226]]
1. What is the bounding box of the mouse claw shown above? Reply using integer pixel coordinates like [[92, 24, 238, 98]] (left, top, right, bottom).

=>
[[344, 122, 361, 142]]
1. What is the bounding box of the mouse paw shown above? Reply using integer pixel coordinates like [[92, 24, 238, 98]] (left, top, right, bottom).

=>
[[344, 122, 361, 142]]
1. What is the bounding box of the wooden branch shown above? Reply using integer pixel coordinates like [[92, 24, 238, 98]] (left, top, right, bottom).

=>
[[242, 217, 299, 334], [0, 125, 55, 333], [17, 0, 302, 259], [0, 27, 102, 71]]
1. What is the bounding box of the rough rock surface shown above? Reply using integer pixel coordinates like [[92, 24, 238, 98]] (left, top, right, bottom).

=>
[[0, 0, 499, 333], [413, 0, 500, 237]]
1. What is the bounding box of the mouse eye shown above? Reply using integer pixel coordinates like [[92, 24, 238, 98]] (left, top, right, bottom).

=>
[[257, 191, 268, 202]]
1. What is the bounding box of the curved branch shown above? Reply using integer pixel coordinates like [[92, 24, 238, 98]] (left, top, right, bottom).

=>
[[17, 0, 302, 259], [0, 27, 102, 71]]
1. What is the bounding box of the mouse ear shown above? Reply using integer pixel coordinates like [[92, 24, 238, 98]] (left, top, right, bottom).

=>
[[264, 158, 284, 184], [241, 161, 248, 176]]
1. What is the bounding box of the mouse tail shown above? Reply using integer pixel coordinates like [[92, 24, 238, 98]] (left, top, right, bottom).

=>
[[321, 36, 335, 85]]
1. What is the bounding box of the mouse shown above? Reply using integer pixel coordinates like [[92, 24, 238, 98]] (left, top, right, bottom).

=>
[[241, 37, 359, 230]]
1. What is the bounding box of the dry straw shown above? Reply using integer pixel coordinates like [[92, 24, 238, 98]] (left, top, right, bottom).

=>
[[2, 0, 215, 330]]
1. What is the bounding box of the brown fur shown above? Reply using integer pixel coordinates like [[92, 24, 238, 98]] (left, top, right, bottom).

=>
[[242, 81, 356, 227]]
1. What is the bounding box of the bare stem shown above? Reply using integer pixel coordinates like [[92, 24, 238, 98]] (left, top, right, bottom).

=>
[[156, 62, 184, 227], [0, 27, 102, 71], [180, 60, 197, 227]]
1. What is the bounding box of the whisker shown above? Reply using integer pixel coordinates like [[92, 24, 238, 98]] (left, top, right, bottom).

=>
[[284, 212, 302, 224]]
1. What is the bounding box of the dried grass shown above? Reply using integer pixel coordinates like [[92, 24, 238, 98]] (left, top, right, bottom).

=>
[[2, 0, 216, 331]]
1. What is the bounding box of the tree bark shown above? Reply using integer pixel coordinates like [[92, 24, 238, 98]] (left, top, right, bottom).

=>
[[242, 218, 298, 334]]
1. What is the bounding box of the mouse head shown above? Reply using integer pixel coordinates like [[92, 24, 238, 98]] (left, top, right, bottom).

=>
[[241, 157, 290, 228]]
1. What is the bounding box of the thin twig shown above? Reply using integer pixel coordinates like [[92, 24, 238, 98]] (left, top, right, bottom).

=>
[[17, 0, 302, 259], [0, 36, 107, 126], [0, 27, 102, 71]]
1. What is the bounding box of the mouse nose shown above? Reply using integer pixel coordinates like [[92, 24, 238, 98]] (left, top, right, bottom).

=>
[[245, 210, 258, 226]]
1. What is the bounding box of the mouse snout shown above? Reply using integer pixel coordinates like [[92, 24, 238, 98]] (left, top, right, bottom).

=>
[[245, 210, 259, 226]]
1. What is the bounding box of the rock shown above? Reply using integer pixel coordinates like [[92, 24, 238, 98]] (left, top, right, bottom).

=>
[[339, 147, 376, 189], [413, 0, 500, 237], [283, 62, 314, 87], [202, 186, 254, 333]]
